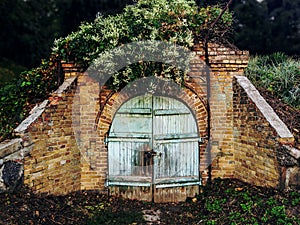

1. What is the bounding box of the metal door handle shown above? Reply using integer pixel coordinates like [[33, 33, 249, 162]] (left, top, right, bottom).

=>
[[145, 150, 158, 158]]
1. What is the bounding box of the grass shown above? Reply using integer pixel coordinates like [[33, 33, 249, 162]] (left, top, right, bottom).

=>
[[245, 53, 300, 109]]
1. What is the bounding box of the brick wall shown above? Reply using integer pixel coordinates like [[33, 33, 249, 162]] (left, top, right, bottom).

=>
[[233, 76, 295, 188], [15, 75, 82, 194], [192, 43, 249, 181], [9, 42, 250, 194]]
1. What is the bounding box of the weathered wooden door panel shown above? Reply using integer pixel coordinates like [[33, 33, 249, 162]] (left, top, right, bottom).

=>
[[154, 185, 199, 203], [153, 96, 199, 190], [110, 186, 152, 202], [107, 95, 200, 202], [154, 141, 199, 183], [108, 140, 152, 178]]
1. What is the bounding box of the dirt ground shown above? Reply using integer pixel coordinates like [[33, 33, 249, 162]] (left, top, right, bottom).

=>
[[0, 179, 299, 225]]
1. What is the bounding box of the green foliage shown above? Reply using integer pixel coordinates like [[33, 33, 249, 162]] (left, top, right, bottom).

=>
[[198, 179, 300, 225], [245, 53, 300, 108], [290, 192, 300, 207], [205, 197, 227, 213], [0, 58, 60, 141], [52, 0, 232, 65], [261, 205, 295, 225], [52, 0, 232, 91], [53, 13, 128, 67], [206, 220, 217, 225]]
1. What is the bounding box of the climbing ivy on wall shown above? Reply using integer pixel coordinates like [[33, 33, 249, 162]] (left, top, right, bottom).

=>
[[0, 0, 232, 141]]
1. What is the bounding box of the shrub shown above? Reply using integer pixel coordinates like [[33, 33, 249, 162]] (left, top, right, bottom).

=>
[[0, 58, 60, 141], [51, 0, 233, 91], [245, 53, 300, 108], [52, 0, 233, 67]]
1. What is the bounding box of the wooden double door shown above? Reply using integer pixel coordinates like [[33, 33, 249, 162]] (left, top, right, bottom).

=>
[[107, 95, 200, 202]]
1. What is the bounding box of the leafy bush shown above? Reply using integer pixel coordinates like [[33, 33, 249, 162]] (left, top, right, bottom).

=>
[[0, 58, 60, 141], [52, 0, 233, 90], [245, 53, 300, 108], [52, 0, 233, 67]]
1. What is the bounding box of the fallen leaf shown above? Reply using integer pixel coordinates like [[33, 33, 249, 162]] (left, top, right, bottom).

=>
[[235, 187, 243, 191]]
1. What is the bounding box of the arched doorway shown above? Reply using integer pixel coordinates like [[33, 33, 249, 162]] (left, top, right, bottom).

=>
[[107, 95, 201, 202]]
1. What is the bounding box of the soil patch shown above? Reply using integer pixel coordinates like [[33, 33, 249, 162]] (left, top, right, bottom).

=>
[[0, 179, 299, 225]]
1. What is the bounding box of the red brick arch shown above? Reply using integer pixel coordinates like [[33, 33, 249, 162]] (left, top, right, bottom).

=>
[[97, 77, 209, 182]]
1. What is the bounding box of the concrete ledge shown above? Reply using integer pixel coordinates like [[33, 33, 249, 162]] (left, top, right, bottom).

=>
[[235, 75, 294, 142], [283, 145, 300, 160], [14, 77, 78, 133], [53, 76, 77, 95], [14, 100, 48, 133], [0, 138, 22, 159]]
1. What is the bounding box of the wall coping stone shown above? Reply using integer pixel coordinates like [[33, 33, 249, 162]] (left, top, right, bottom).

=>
[[283, 145, 300, 160], [235, 75, 294, 142], [14, 100, 49, 133], [53, 76, 77, 95], [0, 138, 22, 159], [14, 77, 78, 133]]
